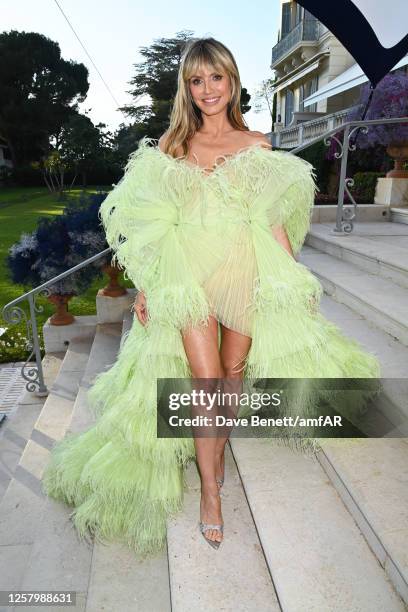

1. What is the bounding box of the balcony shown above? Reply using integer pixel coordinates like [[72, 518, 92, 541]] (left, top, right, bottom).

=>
[[272, 107, 354, 149], [272, 19, 319, 66]]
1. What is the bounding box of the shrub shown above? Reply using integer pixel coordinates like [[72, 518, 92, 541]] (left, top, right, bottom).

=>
[[7, 192, 111, 296], [350, 171, 386, 202], [0, 326, 44, 363]]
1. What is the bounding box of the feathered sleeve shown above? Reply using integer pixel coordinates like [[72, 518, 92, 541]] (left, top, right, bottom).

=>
[[98, 136, 211, 331], [98, 137, 164, 291], [251, 149, 318, 258], [275, 166, 317, 257]]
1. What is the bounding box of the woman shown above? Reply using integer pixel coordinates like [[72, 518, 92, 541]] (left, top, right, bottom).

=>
[[42, 37, 381, 553], [135, 41, 290, 550]]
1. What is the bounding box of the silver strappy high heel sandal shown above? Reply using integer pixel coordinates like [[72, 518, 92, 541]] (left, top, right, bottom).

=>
[[199, 487, 224, 549], [199, 521, 224, 549]]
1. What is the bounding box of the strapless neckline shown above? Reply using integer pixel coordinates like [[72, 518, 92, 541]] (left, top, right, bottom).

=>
[[155, 141, 273, 179]]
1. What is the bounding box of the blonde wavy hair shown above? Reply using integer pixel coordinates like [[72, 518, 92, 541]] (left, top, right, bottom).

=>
[[161, 37, 249, 158]]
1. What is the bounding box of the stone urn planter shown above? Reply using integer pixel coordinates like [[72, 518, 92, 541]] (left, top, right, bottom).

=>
[[101, 263, 127, 297], [47, 293, 75, 325], [386, 144, 408, 178]]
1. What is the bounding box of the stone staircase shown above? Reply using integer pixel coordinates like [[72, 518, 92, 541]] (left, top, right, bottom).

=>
[[0, 221, 407, 611]]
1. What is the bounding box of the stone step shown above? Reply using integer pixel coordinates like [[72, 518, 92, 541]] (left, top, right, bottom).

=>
[[0, 352, 64, 503], [299, 247, 408, 346], [86, 541, 171, 612], [311, 204, 389, 224], [306, 222, 408, 289], [4, 325, 119, 611], [318, 294, 408, 423], [166, 442, 280, 611], [121, 308, 134, 342], [71, 322, 172, 612], [317, 438, 408, 606], [390, 207, 408, 225], [0, 336, 94, 605], [70, 322, 123, 435], [14, 321, 171, 612], [289, 293, 408, 604], [230, 438, 407, 611]]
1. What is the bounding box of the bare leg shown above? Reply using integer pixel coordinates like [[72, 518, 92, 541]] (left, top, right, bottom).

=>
[[215, 323, 252, 484], [181, 316, 224, 544]]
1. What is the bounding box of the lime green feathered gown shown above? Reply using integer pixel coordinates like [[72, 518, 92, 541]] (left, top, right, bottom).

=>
[[41, 136, 381, 555]]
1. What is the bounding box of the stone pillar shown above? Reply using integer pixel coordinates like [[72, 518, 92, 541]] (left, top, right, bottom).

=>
[[374, 178, 408, 207]]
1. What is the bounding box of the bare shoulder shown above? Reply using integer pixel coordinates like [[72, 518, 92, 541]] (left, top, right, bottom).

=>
[[158, 131, 184, 157], [158, 131, 169, 153], [247, 130, 272, 150]]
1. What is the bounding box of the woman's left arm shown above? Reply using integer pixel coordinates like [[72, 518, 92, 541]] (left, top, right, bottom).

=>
[[271, 224, 295, 259]]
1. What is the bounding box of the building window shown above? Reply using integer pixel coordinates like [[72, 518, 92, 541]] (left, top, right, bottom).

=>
[[299, 83, 304, 112], [295, 3, 303, 24], [281, 2, 291, 38], [299, 76, 319, 113], [285, 89, 294, 126], [309, 75, 318, 112]]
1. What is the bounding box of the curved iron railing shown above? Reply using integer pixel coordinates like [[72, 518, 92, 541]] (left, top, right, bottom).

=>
[[1, 248, 112, 397], [291, 116, 408, 234]]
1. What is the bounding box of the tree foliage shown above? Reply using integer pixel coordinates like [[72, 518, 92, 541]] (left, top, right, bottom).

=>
[[252, 77, 277, 132], [0, 30, 89, 167]]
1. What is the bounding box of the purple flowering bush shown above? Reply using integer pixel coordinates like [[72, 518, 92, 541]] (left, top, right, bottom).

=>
[[347, 70, 408, 148], [7, 193, 111, 296], [325, 70, 408, 163]]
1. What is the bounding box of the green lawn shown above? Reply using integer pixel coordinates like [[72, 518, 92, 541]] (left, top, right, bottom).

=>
[[0, 186, 51, 206], [0, 186, 133, 364]]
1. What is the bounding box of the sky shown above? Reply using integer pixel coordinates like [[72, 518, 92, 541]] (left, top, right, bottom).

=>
[[4, 0, 282, 135]]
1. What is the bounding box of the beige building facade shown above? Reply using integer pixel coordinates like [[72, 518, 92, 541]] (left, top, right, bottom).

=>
[[271, 0, 359, 147]]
